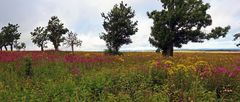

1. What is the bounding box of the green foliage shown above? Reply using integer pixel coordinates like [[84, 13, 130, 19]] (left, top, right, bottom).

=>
[[0, 32, 4, 50], [24, 57, 33, 78], [14, 41, 26, 51], [31, 26, 48, 51], [0, 23, 21, 51], [47, 16, 69, 51], [64, 31, 82, 53], [100, 1, 138, 55], [203, 72, 240, 101], [148, 0, 230, 57], [104, 49, 123, 55], [233, 33, 240, 47]]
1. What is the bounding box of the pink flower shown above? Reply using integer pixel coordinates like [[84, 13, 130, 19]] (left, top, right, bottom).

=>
[[236, 67, 240, 72], [228, 72, 236, 78], [214, 67, 229, 74]]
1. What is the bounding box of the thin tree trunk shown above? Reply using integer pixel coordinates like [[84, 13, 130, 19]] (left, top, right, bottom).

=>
[[41, 46, 44, 52], [4, 46, 7, 51], [10, 44, 13, 51], [114, 47, 119, 55], [55, 46, 58, 51], [54, 43, 58, 51], [71, 45, 74, 53]]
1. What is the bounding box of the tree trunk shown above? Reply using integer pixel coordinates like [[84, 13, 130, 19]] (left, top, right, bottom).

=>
[[41, 46, 44, 52], [53, 43, 58, 51], [167, 44, 173, 57], [0, 47, 2, 51], [71, 45, 74, 53], [162, 43, 173, 57], [10, 44, 13, 51], [162, 48, 167, 56], [4, 46, 7, 51], [114, 46, 119, 55]]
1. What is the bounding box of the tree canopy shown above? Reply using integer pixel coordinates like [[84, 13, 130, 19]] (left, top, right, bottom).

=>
[[31, 26, 48, 51], [47, 16, 68, 51], [148, 0, 230, 57], [100, 1, 138, 55]]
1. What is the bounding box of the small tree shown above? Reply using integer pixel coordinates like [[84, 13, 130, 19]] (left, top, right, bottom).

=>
[[0, 32, 3, 51], [0, 29, 8, 51], [14, 41, 26, 51], [100, 1, 138, 55], [47, 16, 68, 51], [31, 26, 48, 51], [1, 23, 21, 51], [148, 0, 230, 57], [64, 31, 82, 53], [233, 33, 240, 47]]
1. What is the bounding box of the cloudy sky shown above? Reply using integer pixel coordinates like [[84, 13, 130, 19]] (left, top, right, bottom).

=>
[[0, 0, 240, 51]]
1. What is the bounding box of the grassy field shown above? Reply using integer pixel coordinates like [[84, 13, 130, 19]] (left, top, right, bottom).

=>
[[0, 51, 240, 101]]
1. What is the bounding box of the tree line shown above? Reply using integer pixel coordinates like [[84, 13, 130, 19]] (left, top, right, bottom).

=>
[[0, 0, 238, 57], [0, 16, 82, 53]]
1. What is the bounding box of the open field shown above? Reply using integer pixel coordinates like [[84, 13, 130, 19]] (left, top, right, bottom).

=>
[[0, 51, 240, 101]]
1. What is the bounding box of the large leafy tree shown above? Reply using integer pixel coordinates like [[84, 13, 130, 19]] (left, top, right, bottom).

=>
[[31, 26, 48, 51], [47, 16, 68, 51], [1, 23, 21, 51], [100, 1, 138, 55], [64, 31, 82, 53], [148, 0, 230, 57]]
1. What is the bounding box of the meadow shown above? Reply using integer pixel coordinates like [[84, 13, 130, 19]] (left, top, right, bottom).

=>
[[0, 51, 240, 101]]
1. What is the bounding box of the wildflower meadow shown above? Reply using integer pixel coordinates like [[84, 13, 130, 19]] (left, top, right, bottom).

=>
[[0, 51, 239, 101]]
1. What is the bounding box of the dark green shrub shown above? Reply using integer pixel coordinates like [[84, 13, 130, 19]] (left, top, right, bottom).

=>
[[24, 57, 33, 78]]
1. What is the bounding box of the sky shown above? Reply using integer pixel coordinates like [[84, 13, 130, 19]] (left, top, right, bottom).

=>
[[0, 0, 240, 51]]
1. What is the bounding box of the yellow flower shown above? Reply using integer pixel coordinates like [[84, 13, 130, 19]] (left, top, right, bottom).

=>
[[163, 60, 174, 68], [195, 61, 208, 68], [84, 53, 90, 57], [176, 64, 187, 72], [188, 65, 196, 72], [118, 57, 125, 62], [168, 69, 174, 75]]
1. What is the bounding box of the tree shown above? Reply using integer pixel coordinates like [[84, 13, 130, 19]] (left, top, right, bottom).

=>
[[100, 1, 138, 55], [64, 31, 82, 53], [47, 16, 68, 51], [0, 32, 4, 51], [233, 33, 240, 47], [31, 26, 48, 51], [1, 23, 21, 51], [0, 29, 8, 51], [14, 41, 26, 51], [148, 0, 230, 57]]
